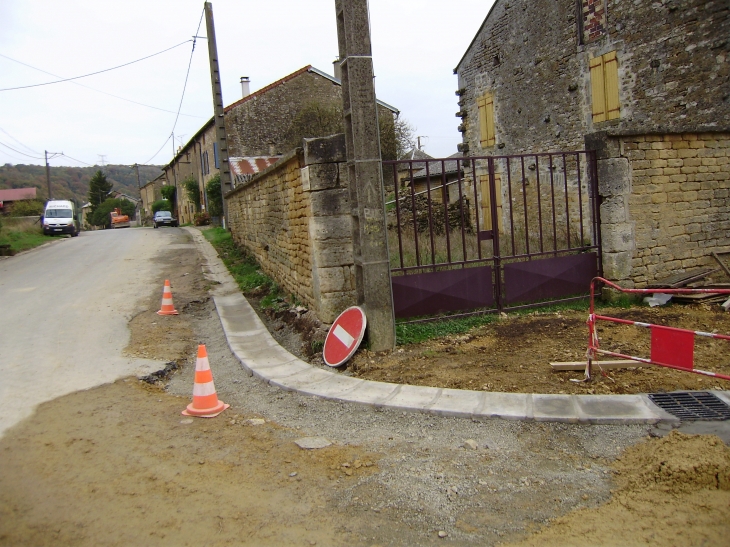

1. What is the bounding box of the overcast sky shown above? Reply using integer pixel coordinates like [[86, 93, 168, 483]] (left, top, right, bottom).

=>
[[0, 0, 494, 172]]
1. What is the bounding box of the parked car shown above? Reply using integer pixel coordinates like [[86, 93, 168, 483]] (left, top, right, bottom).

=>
[[153, 211, 178, 228]]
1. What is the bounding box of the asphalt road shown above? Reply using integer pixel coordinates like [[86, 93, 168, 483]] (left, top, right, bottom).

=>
[[0, 228, 175, 439]]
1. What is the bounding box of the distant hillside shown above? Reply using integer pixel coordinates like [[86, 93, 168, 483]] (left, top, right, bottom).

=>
[[0, 164, 163, 205]]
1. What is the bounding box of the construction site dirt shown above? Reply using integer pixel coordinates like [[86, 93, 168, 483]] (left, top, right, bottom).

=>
[[1, 232, 728, 546], [346, 304, 730, 395]]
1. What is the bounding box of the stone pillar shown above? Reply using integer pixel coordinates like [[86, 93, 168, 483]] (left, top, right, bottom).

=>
[[303, 134, 357, 323], [585, 131, 635, 286], [334, 0, 396, 351]]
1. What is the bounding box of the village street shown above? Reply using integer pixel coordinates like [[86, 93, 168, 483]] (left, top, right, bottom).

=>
[[0, 228, 728, 546], [0, 228, 176, 439]]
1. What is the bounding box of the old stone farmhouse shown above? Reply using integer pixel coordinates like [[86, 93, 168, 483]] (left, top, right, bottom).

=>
[[455, 0, 729, 287], [143, 66, 398, 226]]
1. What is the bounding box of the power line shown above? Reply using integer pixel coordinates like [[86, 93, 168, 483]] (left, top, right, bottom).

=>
[[0, 141, 45, 160], [143, 10, 205, 165], [0, 126, 40, 155], [0, 40, 192, 92], [0, 55, 204, 119], [60, 153, 93, 166]]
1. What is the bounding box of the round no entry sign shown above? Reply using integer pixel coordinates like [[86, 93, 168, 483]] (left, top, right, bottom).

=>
[[323, 306, 367, 367]]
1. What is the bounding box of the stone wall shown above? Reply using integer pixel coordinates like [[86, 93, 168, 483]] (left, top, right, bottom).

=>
[[225, 70, 343, 158], [225, 134, 356, 323], [589, 131, 730, 286], [456, 0, 729, 157]]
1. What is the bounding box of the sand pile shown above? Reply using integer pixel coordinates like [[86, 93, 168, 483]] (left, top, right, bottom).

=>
[[504, 430, 730, 547]]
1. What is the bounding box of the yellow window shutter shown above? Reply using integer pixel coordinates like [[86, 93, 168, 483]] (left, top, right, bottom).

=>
[[589, 56, 606, 123], [494, 173, 503, 232], [479, 174, 492, 228], [477, 96, 488, 148], [603, 51, 620, 120], [480, 173, 503, 232], [484, 93, 495, 147]]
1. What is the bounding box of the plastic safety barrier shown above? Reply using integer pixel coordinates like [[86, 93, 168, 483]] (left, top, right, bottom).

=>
[[584, 277, 730, 382]]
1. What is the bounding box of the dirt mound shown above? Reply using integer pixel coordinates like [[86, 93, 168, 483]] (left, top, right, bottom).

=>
[[502, 432, 730, 547], [614, 430, 730, 494]]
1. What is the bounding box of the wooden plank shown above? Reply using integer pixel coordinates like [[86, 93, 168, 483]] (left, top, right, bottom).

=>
[[550, 360, 643, 371], [648, 268, 717, 288], [712, 251, 730, 279], [672, 292, 722, 301]]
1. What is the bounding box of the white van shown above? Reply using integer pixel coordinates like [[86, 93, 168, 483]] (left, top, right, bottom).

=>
[[43, 200, 80, 237]]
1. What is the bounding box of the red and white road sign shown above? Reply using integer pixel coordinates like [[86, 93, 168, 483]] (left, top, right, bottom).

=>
[[323, 306, 367, 367]]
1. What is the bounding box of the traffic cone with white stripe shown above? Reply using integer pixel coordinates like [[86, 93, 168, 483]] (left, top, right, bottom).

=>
[[157, 279, 179, 316], [182, 344, 229, 417]]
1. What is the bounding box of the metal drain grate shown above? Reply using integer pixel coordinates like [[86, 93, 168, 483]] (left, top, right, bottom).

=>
[[649, 392, 730, 421]]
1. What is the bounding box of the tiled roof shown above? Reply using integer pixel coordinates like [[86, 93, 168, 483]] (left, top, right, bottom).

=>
[[399, 149, 434, 162], [230, 156, 280, 185], [405, 153, 464, 180], [225, 66, 313, 113], [0, 187, 37, 201]]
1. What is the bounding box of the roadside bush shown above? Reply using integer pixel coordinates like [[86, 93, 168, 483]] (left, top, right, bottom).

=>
[[182, 176, 201, 211], [151, 199, 172, 214], [9, 199, 44, 217], [193, 212, 210, 226], [205, 174, 223, 218]]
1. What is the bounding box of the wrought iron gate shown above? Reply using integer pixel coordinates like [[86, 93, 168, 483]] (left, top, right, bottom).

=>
[[384, 151, 601, 321]]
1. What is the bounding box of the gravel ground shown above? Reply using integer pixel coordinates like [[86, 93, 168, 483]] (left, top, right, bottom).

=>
[[165, 292, 650, 545]]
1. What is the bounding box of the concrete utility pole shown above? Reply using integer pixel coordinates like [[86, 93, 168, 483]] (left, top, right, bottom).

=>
[[335, 0, 396, 351], [204, 2, 232, 227], [45, 150, 62, 200], [133, 163, 142, 188]]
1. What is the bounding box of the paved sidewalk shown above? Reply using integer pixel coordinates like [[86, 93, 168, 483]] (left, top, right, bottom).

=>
[[186, 228, 730, 425]]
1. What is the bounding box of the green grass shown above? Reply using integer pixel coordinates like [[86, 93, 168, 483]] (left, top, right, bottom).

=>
[[0, 226, 57, 252], [202, 227, 277, 297], [395, 294, 643, 346], [396, 313, 499, 345]]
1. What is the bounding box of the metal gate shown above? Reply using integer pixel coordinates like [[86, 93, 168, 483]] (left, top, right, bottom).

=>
[[384, 151, 601, 321]]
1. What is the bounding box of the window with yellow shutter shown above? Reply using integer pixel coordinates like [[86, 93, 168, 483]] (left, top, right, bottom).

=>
[[589, 51, 620, 123], [479, 173, 503, 233], [477, 92, 496, 147]]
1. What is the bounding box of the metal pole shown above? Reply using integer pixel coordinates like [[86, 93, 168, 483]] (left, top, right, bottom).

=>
[[45, 150, 52, 200], [204, 2, 232, 228]]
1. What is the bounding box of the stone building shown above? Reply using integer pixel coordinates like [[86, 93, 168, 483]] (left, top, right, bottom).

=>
[[162, 65, 398, 225], [455, 0, 729, 286]]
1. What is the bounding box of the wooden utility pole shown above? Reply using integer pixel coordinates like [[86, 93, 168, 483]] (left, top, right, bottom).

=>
[[204, 2, 232, 227]]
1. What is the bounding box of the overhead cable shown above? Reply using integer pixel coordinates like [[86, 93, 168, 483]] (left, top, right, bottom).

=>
[[0, 141, 45, 160], [0, 55, 203, 118], [0, 40, 192, 92], [143, 10, 205, 165], [60, 153, 93, 166], [0, 126, 41, 155]]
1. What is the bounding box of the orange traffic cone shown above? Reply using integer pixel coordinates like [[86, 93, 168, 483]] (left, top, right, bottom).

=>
[[157, 279, 179, 316], [182, 344, 229, 417]]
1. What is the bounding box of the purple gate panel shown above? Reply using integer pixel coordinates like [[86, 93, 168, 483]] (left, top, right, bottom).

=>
[[392, 266, 494, 319], [503, 253, 597, 305]]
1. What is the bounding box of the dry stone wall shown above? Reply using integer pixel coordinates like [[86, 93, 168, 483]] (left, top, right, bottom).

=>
[[627, 133, 730, 286], [225, 135, 356, 323], [590, 131, 730, 287], [226, 151, 314, 307]]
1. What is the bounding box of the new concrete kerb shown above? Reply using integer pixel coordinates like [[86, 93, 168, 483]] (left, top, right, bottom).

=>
[[186, 227, 730, 425]]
